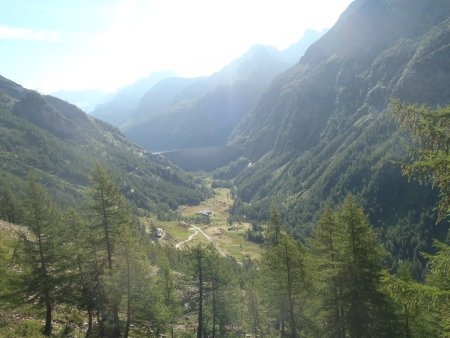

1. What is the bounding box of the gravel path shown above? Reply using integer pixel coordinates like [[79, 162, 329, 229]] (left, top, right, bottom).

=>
[[175, 224, 227, 256]]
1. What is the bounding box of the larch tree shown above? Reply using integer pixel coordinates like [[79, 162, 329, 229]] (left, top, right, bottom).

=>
[[262, 231, 307, 338], [157, 250, 180, 338], [337, 195, 397, 337], [244, 272, 265, 338], [390, 100, 450, 336], [62, 209, 100, 337], [87, 163, 129, 337], [205, 246, 238, 338], [20, 175, 60, 336], [265, 206, 285, 246], [308, 206, 345, 337], [189, 244, 208, 338]]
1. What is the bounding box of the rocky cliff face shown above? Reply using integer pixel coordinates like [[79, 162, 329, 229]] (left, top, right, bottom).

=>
[[227, 0, 450, 232]]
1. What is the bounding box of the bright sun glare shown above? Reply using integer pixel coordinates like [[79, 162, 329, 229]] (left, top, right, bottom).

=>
[[0, 0, 354, 92]]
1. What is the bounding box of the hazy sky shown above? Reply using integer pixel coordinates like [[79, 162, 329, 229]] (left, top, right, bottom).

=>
[[0, 0, 353, 93]]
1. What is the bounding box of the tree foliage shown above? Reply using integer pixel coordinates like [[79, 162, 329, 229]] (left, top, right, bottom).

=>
[[309, 196, 398, 337], [391, 99, 450, 221], [20, 175, 60, 336]]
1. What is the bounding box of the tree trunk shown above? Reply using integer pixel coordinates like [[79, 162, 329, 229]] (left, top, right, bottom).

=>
[[99, 186, 120, 338], [197, 251, 203, 338], [100, 187, 113, 271], [284, 242, 297, 338], [43, 299, 52, 336], [212, 277, 216, 338], [123, 252, 131, 338], [37, 223, 52, 336], [111, 303, 121, 338], [98, 309, 105, 337], [86, 309, 93, 337], [250, 290, 259, 338]]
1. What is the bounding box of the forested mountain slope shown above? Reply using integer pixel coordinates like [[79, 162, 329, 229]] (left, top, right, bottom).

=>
[[0, 76, 205, 212], [122, 46, 292, 151], [228, 0, 450, 235], [120, 31, 324, 151]]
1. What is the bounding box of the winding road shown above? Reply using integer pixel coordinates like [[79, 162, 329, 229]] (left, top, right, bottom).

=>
[[175, 224, 226, 256], [175, 227, 199, 249]]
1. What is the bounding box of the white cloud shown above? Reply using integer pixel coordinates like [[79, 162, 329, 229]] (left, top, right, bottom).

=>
[[0, 24, 61, 42]]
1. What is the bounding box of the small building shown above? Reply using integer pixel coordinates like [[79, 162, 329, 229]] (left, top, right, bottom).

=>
[[196, 210, 212, 217], [155, 228, 163, 238]]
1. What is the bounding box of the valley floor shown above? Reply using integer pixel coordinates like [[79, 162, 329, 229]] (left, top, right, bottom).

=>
[[143, 187, 263, 262]]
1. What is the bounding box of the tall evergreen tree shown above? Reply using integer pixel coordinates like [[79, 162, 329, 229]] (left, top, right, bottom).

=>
[[244, 271, 265, 338], [265, 207, 285, 246], [62, 209, 100, 336], [20, 175, 59, 336], [390, 100, 450, 336], [87, 163, 129, 337], [188, 244, 208, 338], [262, 232, 307, 337], [308, 206, 345, 337], [337, 195, 397, 337], [383, 263, 437, 337], [205, 247, 238, 337], [157, 249, 180, 338]]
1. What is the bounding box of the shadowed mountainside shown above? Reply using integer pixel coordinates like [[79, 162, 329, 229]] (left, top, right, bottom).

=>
[[226, 0, 450, 236]]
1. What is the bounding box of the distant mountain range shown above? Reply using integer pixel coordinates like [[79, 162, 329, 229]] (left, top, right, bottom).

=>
[[88, 30, 325, 151], [91, 70, 176, 125], [0, 75, 205, 212], [225, 0, 450, 234]]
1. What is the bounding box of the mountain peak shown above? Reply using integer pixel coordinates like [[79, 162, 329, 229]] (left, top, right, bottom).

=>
[[303, 0, 450, 65]]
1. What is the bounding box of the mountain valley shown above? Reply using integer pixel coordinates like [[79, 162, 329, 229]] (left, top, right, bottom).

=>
[[1, 0, 449, 337]]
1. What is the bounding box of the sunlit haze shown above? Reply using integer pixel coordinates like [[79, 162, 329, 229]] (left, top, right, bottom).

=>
[[0, 0, 353, 93]]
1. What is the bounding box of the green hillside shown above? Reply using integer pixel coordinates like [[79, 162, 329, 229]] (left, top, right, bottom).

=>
[[0, 78, 206, 213]]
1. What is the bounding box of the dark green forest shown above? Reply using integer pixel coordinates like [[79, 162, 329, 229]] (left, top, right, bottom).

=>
[[0, 102, 449, 337], [0, 84, 207, 214]]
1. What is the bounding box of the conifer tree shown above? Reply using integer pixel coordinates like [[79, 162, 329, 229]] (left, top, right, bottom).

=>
[[114, 238, 137, 338], [309, 206, 345, 337], [20, 175, 59, 336], [87, 163, 129, 337], [383, 264, 436, 337], [246, 276, 264, 338], [262, 232, 307, 337], [157, 250, 180, 338], [265, 206, 285, 246], [62, 209, 100, 336], [205, 246, 238, 337], [188, 244, 208, 338], [390, 100, 450, 335], [337, 195, 397, 337]]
